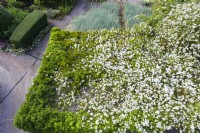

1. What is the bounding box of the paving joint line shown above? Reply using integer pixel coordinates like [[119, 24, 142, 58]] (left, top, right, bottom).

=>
[[25, 53, 42, 61], [0, 59, 39, 103], [1, 119, 14, 122]]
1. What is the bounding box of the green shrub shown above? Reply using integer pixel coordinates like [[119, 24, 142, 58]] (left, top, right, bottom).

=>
[[88, 0, 107, 1], [144, 0, 195, 27], [7, 0, 26, 8], [2, 24, 17, 39], [9, 10, 47, 48], [37, 0, 74, 5], [7, 7, 29, 23], [35, 0, 76, 9], [33, 0, 75, 19], [1, 7, 29, 39], [46, 8, 60, 19], [28, 4, 43, 12], [0, 5, 29, 39], [0, 5, 14, 39]]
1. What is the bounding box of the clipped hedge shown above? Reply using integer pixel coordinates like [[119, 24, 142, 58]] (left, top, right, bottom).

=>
[[0, 5, 14, 38], [9, 10, 47, 48]]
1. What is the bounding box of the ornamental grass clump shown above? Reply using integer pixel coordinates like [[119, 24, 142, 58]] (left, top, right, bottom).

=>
[[67, 2, 120, 31]]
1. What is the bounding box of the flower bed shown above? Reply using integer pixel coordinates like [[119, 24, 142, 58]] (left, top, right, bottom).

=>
[[15, 2, 200, 133]]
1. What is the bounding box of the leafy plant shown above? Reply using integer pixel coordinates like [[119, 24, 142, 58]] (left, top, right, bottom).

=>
[[7, 6, 29, 22], [7, 0, 26, 8], [0, 5, 15, 39], [143, 0, 195, 27], [46, 8, 60, 19], [0, 6, 29, 39]]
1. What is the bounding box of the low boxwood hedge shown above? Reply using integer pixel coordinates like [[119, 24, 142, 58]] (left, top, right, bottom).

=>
[[9, 10, 47, 48]]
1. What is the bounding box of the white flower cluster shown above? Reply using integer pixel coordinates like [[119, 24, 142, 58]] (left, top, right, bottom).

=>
[[54, 2, 200, 132]]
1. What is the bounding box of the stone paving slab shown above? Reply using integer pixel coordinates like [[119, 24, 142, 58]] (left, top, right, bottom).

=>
[[1, 60, 41, 133], [1, 120, 26, 133], [28, 33, 50, 60], [0, 52, 37, 102]]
